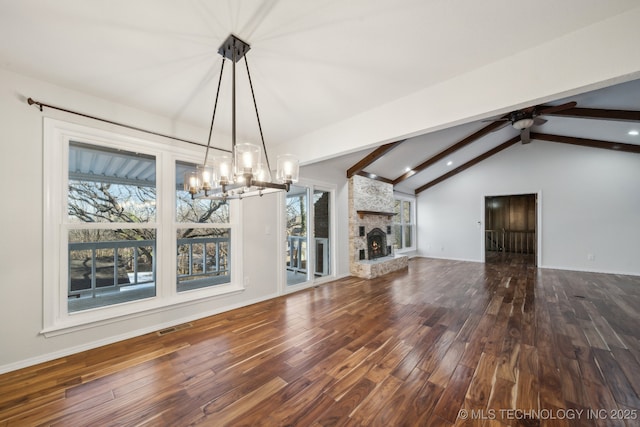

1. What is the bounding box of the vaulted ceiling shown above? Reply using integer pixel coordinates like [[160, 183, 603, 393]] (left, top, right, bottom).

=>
[[1, 1, 639, 179], [340, 79, 640, 195]]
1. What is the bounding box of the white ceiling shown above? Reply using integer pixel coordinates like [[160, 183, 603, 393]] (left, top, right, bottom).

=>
[[1, 1, 639, 193]]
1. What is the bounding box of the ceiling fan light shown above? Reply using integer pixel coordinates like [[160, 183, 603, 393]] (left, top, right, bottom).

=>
[[512, 118, 534, 130]]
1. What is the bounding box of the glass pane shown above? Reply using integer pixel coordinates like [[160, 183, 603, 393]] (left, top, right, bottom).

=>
[[394, 224, 403, 249], [287, 185, 308, 285], [313, 190, 330, 277], [68, 229, 156, 312], [403, 201, 411, 224], [404, 225, 413, 248], [393, 199, 401, 223], [68, 142, 156, 223], [176, 161, 229, 223], [177, 228, 231, 292]]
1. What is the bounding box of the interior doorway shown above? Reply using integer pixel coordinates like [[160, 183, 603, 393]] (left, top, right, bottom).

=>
[[484, 193, 537, 266]]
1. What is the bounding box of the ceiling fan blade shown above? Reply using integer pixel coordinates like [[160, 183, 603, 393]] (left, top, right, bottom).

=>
[[488, 121, 510, 132], [537, 101, 577, 116], [533, 117, 547, 126], [482, 117, 510, 123], [521, 128, 531, 144]]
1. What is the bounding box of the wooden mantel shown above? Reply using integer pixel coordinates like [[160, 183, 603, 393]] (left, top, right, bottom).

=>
[[356, 210, 396, 219]]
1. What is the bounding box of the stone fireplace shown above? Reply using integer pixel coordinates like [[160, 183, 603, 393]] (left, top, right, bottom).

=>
[[349, 175, 408, 279]]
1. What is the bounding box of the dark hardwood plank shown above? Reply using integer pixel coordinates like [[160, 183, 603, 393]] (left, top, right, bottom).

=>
[[1, 258, 639, 425], [592, 349, 640, 409], [433, 364, 475, 423], [465, 352, 498, 407]]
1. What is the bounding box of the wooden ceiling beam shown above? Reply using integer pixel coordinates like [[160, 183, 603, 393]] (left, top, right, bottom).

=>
[[542, 107, 640, 122], [414, 136, 520, 195], [530, 133, 640, 153], [346, 140, 405, 178], [355, 170, 394, 184], [393, 121, 505, 185]]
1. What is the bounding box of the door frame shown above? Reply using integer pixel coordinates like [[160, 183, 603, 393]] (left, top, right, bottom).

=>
[[279, 179, 337, 295], [481, 190, 542, 266]]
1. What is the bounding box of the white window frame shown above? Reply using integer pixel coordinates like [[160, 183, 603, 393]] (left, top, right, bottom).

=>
[[43, 118, 243, 336], [393, 193, 416, 253]]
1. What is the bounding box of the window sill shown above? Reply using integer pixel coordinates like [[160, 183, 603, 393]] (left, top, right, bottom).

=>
[[41, 282, 245, 337]]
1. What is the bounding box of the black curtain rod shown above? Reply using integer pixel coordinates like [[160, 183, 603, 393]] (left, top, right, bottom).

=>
[[27, 97, 232, 154]]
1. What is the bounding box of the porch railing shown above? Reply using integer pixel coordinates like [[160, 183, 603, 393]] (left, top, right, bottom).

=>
[[485, 229, 536, 254], [68, 239, 156, 297], [287, 236, 330, 277], [177, 236, 230, 283], [69, 236, 231, 297]]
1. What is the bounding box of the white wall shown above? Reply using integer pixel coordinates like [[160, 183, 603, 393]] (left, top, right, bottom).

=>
[[417, 141, 640, 276], [0, 68, 281, 372]]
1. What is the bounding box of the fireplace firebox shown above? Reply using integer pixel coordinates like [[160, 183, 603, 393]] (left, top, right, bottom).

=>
[[367, 228, 388, 260]]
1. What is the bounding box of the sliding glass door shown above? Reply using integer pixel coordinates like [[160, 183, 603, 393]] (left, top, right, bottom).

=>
[[285, 185, 332, 286], [286, 185, 308, 285]]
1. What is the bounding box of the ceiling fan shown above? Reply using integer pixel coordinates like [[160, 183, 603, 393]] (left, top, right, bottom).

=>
[[486, 101, 577, 144]]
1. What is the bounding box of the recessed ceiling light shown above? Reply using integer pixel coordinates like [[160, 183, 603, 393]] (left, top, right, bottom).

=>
[[629, 130, 639, 136], [404, 167, 412, 172], [446, 161, 453, 166]]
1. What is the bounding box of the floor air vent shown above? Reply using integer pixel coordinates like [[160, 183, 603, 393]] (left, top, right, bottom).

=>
[[156, 322, 193, 336]]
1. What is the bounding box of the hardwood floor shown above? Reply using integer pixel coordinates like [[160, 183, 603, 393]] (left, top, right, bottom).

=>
[[2, 258, 640, 426]]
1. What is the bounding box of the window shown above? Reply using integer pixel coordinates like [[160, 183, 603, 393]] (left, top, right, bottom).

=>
[[393, 196, 416, 251], [43, 119, 241, 334], [175, 161, 231, 292], [67, 142, 157, 312]]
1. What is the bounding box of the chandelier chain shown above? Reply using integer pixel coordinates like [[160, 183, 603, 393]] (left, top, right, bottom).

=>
[[244, 55, 272, 175], [204, 59, 227, 167]]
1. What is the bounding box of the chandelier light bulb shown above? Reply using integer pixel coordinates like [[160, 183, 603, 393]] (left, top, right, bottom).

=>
[[213, 155, 232, 185], [276, 154, 300, 183], [184, 170, 201, 195], [242, 151, 253, 169], [198, 165, 214, 191], [235, 143, 261, 177]]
